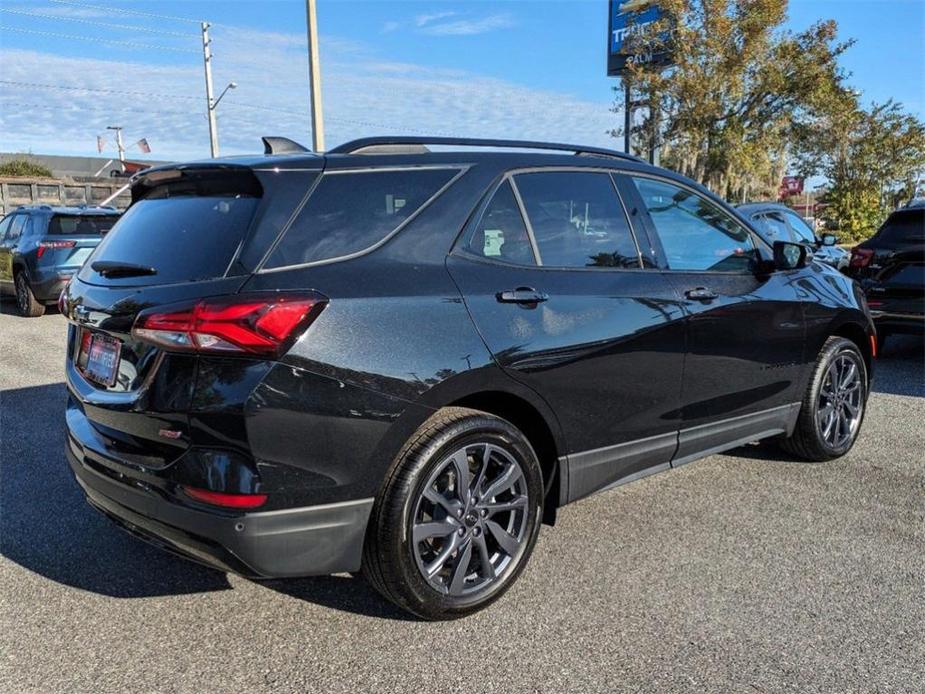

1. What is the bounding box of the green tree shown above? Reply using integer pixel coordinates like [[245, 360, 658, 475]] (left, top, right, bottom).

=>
[[0, 159, 53, 178], [794, 100, 925, 242], [611, 0, 850, 201]]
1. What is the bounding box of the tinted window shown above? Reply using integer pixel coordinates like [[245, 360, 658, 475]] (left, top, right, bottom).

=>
[[5, 215, 26, 241], [514, 172, 640, 268], [877, 209, 924, 244], [81, 196, 258, 285], [466, 180, 535, 266], [754, 212, 792, 243], [781, 210, 816, 243], [633, 178, 756, 272], [0, 216, 11, 240], [265, 168, 458, 269], [49, 214, 118, 236]]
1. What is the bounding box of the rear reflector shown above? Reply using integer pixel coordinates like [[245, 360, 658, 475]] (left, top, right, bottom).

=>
[[37, 240, 76, 258], [849, 248, 874, 268], [182, 486, 268, 509], [132, 292, 327, 357], [870, 334, 877, 359]]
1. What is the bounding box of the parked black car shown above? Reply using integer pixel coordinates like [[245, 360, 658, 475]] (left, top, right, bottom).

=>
[[0, 205, 120, 316], [738, 202, 849, 270], [62, 137, 875, 619], [847, 203, 924, 348]]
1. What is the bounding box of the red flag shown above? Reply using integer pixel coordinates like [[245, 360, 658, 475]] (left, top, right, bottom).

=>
[[136, 138, 151, 154], [96, 135, 105, 153]]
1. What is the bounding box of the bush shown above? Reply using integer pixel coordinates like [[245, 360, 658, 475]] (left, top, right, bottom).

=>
[[0, 159, 54, 178]]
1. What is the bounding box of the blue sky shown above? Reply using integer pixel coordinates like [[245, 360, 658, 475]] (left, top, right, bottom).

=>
[[1, 0, 922, 160]]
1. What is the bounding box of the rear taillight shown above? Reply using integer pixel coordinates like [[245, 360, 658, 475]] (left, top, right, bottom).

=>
[[182, 486, 268, 509], [132, 292, 327, 357], [37, 240, 76, 258], [849, 247, 874, 268]]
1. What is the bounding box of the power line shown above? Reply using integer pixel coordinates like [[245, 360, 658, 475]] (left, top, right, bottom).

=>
[[0, 7, 194, 38], [0, 79, 201, 102], [0, 26, 199, 53], [48, 0, 209, 26]]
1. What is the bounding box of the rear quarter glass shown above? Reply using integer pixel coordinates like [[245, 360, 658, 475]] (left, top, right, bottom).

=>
[[262, 167, 461, 270]]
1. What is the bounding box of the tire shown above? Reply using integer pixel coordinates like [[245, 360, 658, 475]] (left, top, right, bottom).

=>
[[362, 407, 544, 620], [14, 272, 45, 317], [780, 336, 868, 461]]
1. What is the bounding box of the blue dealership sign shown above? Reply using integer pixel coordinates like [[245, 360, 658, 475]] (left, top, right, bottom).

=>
[[607, 0, 673, 76]]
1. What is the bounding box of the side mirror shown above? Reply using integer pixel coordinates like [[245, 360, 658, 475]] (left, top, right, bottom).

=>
[[773, 241, 807, 270], [820, 234, 838, 247]]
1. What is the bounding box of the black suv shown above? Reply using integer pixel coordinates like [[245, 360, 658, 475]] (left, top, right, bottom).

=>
[[847, 203, 924, 349], [0, 205, 120, 316], [62, 137, 875, 619]]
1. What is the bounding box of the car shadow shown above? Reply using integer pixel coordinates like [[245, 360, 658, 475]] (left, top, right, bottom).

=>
[[0, 382, 412, 619], [0, 296, 61, 316], [871, 334, 924, 398]]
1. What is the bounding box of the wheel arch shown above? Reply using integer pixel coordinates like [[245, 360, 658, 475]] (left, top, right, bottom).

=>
[[830, 319, 873, 375], [448, 390, 563, 525]]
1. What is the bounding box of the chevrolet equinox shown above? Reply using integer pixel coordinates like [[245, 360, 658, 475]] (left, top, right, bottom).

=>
[[62, 136, 875, 619]]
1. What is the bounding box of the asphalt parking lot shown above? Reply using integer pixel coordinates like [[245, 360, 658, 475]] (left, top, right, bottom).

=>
[[1, 303, 922, 694]]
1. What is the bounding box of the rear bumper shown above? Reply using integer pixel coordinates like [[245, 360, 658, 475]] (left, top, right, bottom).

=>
[[31, 269, 74, 303], [66, 440, 373, 578]]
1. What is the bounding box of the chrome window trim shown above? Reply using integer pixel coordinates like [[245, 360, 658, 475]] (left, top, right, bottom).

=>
[[256, 165, 469, 274], [458, 165, 648, 271]]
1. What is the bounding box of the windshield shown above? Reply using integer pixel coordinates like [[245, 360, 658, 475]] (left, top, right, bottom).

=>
[[49, 214, 118, 236], [782, 211, 816, 244]]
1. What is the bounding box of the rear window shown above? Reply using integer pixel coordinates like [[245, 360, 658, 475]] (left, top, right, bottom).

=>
[[81, 196, 258, 285], [878, 210, 924, 244], [263, 168, 459, 269], [80, 169, 261, 285], [49, 214, 118, 236]]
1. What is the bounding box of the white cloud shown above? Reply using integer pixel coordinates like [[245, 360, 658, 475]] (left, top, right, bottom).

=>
[[420, 13, 515, 36], [415, 11, 458, 27], [0, 24, 619, 161]]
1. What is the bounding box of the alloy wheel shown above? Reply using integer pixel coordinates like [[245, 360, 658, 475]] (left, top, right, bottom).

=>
[[15, 275, 29, 314], [410, 442, 530, 597], [816, 353, 864, 449]]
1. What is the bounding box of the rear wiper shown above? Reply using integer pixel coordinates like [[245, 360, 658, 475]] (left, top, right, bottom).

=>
[[91, 260, 158, 278]]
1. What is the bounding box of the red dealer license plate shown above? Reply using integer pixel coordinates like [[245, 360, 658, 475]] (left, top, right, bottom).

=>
[[80, 331, 121, 387]]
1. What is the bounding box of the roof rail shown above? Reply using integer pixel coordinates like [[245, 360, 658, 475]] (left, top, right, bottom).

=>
[[327, 136, 645, 163]]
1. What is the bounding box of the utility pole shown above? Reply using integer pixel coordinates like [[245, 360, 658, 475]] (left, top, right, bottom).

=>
[[305, 0, 325, 152], [106, 126, 125, 172], [201, 21, 219, 158]]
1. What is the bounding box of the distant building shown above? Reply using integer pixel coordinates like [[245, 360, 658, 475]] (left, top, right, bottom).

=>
[[0, 153, 170, 179]]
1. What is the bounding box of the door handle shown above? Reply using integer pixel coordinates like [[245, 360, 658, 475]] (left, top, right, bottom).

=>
[[685, 287, 718, 301], [496, 287, 549, 304]]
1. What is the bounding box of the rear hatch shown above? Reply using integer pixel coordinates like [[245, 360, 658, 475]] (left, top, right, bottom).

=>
[[866, 250, 925, 316], [63, 164, 318, 469], [38, 213, 117, 271]]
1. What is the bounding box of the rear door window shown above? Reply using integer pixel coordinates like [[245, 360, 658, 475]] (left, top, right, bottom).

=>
[[263, 168, 460, 269], [513, 171, 641, 269], [49, 215, 118, 236]]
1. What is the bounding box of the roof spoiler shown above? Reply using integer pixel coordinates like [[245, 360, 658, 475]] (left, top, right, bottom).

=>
[[262, 136, 311, 155]]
